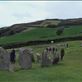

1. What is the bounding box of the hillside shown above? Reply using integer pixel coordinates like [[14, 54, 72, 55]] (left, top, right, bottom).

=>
[[0, 25, 82, 48], [0, 18, 82, 48], [1, 18, 82, 37]]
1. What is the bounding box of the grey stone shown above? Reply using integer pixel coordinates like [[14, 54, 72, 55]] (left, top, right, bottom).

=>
[[60, 48, 65, 60], [36, 53, 41, 63], [19, 48, 32, 69], [0, 47, 10, 70], [26, 48, 35, 62], [41, 50, 51, 67], [52, 48, 61, 64], [29, 49, 35, 62]]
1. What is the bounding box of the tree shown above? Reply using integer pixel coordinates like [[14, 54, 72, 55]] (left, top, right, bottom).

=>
[[56, 27, 64, 35]]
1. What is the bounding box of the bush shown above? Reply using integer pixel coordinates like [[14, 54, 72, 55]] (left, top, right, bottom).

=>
[[56, 27, 64, 35]]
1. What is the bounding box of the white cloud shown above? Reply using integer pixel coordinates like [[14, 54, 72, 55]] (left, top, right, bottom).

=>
[[45, 1, 82, 19], [0, 1, 82, 27]]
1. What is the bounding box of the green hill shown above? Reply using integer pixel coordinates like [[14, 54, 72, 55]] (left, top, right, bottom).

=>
[[1, 18, 82, 37], [0, 25, 82, 47]]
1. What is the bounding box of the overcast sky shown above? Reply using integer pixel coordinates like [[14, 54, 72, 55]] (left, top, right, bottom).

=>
[[0, 1, 82, 27]]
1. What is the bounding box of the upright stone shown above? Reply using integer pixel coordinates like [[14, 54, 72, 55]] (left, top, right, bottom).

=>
[[60, 48, 65, 60], [52, 48, 60, 64], [28, 48, 35, 62], [19, 48, 32, 69], [0, 47, 10, 70], [36, 53, 41, 63], [41, 50, 51, 67], [27, 48, 35, 63]]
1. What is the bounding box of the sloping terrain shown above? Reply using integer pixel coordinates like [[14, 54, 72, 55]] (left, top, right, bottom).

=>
[[0, 18, 82, 37], [0, 18, 82, 48], [0, 25, 82, 48]]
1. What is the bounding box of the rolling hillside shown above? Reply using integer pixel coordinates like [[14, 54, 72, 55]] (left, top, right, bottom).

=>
[[0, 25, 82, 48], [0, 18, 82, 37], [0, 18, 82, 48]]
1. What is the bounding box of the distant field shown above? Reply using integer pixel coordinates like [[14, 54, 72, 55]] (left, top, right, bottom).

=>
[[0, 25, 82, 45], [0, 41, 82, 82]]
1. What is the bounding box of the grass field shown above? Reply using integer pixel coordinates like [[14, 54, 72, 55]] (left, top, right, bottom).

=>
[[0, 41, 82, 82], [0, 25, 82, 45]]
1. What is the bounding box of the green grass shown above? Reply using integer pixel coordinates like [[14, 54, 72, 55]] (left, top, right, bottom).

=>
[[0, 41, 82, 82], [0, 28, 57, 45], [0, 25, 82, 45]]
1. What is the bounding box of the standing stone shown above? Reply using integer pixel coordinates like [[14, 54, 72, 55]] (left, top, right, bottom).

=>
[[31, 54, 35, 62], [52, 48, 60, 64], [41, 50, 51, 67], [28, 48, 35, 62], [66, 43, 68, 48], [60, 48, 65, 60], [0, 47, 10, 70], [52, 47, 56, 60], [19, 48, 32, 69], [51, 47, 55, 54], [36, 53, 41, 63]]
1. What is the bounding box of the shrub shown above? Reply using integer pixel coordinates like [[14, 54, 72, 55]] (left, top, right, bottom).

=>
[[56, 27, 64, 35]]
